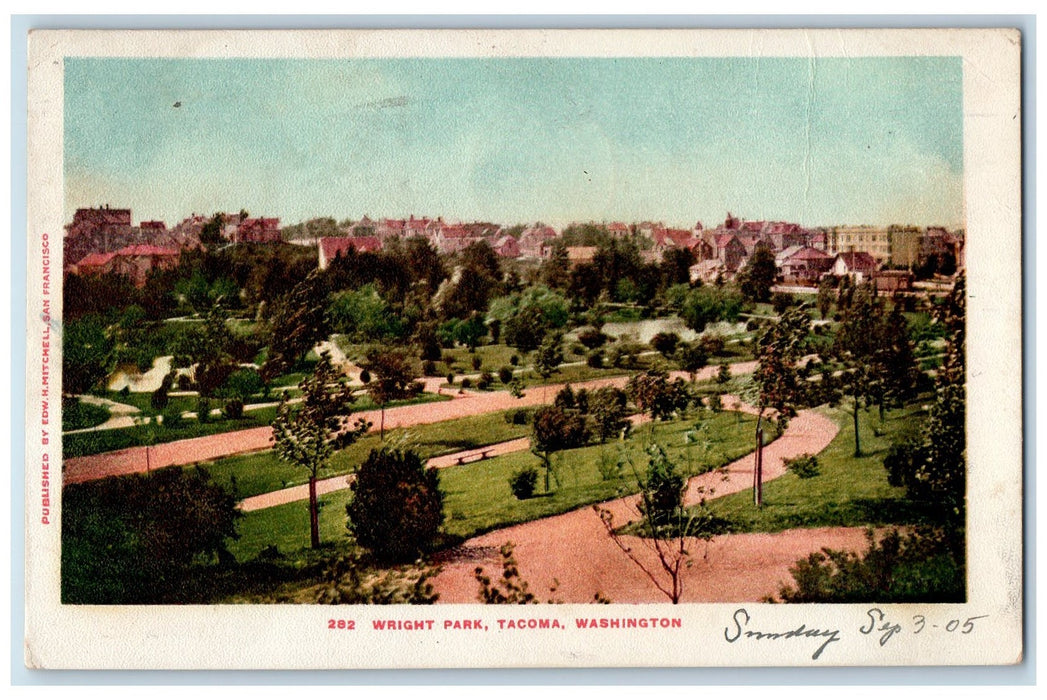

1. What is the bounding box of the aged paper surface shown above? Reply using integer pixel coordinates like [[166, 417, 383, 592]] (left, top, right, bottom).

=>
[[25, 28, 1022, 669]]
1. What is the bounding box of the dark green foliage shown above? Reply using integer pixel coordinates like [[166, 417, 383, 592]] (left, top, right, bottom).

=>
[[63, 315, 115, 395], [586, 349, 604, 368], [752, 306, 810, 427], [554, 384, 576, 410], [588, 387, 630, 442], [150, 372, 175, 411], [533, 332, 564, 379], [784, 453, 820, 479], [716, 363, 731, 384], [680, 285, 744, 332], [314, 551, 439, 604], [471, 355, 483, 371], [422, 360, 438, 376], [639, 445, 686, 527], [651, 331, 680, 358], [498, 366, 514, 384], [578, 328, 608, 349], [223, 399, 244, 420], [675, 341, 708, 379], [62, 467, 241, 603], [707, 393, 723, 413], [347, 448, 444, 563], [626, 369, 692, 421], [509, 466, 539, 500], [261, 269, 330, 382], [195, 396, 213, 424], [503, 408, 534, 426], [775, 529, 964, 603], [477, 372, 494, 391], [771, 291, 794, 315], [737, 244, 779, 303], [61, 398, 110, 432]]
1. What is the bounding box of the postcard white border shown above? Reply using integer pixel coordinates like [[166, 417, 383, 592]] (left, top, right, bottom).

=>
[[24, 27, 1023, 670]]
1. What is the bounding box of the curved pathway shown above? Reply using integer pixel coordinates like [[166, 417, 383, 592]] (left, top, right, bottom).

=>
[[431, 406, 844, 604], [62, 362, 755, 485]]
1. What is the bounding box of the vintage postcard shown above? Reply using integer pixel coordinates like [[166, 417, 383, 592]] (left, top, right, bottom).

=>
[[24, 28, 1022, 669]]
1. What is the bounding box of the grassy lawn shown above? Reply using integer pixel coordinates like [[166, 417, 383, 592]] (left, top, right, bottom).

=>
[[63, 407, 281, 458], [701, 399, 933, 533], [440, 410, 769, 541], [189, 409, 536, 500], [440, 344, 523, 373], [230, 489, 355, 561], [519, 363, 633, 386], [61, 400, 111, 432], [92, 390, 200, 415]]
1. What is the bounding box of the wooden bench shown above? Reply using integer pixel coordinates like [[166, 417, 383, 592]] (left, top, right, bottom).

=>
[[456, 448, 493, 466]]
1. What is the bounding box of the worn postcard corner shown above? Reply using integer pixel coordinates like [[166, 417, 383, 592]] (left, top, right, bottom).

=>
[[24, 27, 1023, 670]]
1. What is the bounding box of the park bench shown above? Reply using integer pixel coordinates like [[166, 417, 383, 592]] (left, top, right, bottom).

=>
[[456, 448, 493, 466]]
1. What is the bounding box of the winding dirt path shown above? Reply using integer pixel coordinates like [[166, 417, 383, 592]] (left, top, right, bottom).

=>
[[431, 406, 845, 604], [63, 362, 754, 486]]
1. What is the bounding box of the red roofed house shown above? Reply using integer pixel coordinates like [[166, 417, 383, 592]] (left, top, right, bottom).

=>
[[235, 217, 282, 243], [831, 251, 879, 282], [519, 226, 558, 259], [318, 236, 382, 270], [607, 222, 631, 238], [713, 234, 748, 273], [491, 235, 521, 258], [82, 244, 180, 286], [776, 246, 833, 284]]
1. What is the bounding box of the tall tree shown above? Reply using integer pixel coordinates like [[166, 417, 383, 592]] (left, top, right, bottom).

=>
[[737, 243, 778, 303], [262, 269, 330, 383], [63, 315, 115, 396], [360, 346, 421, 440], [271, 351, 366, 548], [751, 307, 810, 456], [530, 405, 589, 492], [832, 284, 883, 456]]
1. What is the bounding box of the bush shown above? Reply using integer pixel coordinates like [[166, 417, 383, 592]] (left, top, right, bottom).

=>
[[651, 331, 680, 358], [707, 393, 723, 412], [161, 406, 185, 429], [509, 354, 519, 366], [504, 408, 534, 425], [222, 399, 244, 420], [570, 343, 586, 357], [498, 366, 514, 384], [509, 466, 539, 500], [460, 378, 473, 389], [347, 448, 444, 563], [784, 453, 820, 479], [471, 356, 483, 371], [442, 353, 457, 367], [422, 360, 438, 376], [446, 372, 455, 386], [477, 372, 494, 391], [586, 350, 604, 368], [195, 396, 213, 424], [578, 328, 608, 349]]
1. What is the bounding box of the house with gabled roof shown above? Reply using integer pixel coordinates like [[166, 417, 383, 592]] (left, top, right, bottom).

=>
[[831, 251, 879, 282], [318, 236, 382, 270], [776, 245, 833, 283]]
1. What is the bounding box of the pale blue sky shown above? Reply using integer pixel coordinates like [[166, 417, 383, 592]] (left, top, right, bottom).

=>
[[65, 57, 963, 228]]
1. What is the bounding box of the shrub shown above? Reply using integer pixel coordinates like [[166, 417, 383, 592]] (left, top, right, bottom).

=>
[[509, 354, 519, 366], [509, 466, 539, 500], [707, 393, 723, 412], [442, 353, 457, 367], [347, 448, 444, 563], [504, 408, 534, 425], [650, 331, 680, 358], [471, 356, 483, 371], [578, 328, 608, 349], [586, 350, 604, 369], [195, 396, 213, 424], [222, 399, 244, 420], [498, 366, 514, 384], [176, 374, 192, 391], [161, 406, 185, 430], [477, 372, 494, 391], [716, 363, 731, 384], [422, 360, 438, 376], [446, 372, 455, 386], [700, 334, 727, 358], [460, 378, 473, 389], [596, 450, 623, 481], [784, 453, 820, 479]]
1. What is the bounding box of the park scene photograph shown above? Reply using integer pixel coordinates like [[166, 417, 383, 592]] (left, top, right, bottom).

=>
[[58, 54, 968, 607]]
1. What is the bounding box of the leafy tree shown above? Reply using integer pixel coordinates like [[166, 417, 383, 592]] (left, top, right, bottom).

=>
[[588, 387, 630, 441], [62, 467, 241, 603], [716, 363, 731, 385], [347, 448, 444, 563], [626, 369, 691, 422], [660, 247, 696, 288], [533, 332, 564, 381], [63, 315, 115, 395], [360, 346, 421, 439], [199, 212, 225, 246], [531, 405, 590, 491], [752, 306, 810, 429], [541, 241, 571, 290], [737, 244, 778, 303], [328, 284, 405, 342], [314, 550, 439, 604], [832, 284, 883, 456], [651, 331, 680, 358], [680, 285, 743, 333], [817, 276, 836, 319], [222, 367, 263, 402], [675, 341, 708, 381], [490, 286, 569, 353], [595, 444, 719, 604], [262, 269, 330, 382], [271, 352, 366, 548]]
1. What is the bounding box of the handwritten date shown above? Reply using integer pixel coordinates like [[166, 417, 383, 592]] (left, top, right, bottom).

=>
[[860, 608, 987, 646]]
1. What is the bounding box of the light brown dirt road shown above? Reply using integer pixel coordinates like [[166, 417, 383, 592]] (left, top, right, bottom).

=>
[[63, 362, 755, 485], [431, 407, 847, 604]]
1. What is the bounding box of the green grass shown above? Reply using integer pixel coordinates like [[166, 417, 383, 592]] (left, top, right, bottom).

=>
[[63, 407, 281, 458], [440, 411, 769, 540], [61, 400, 111, 432], [519, 363, 633, 386], [229, 489, 356, 561], [440, 344, 522, 373], [701, 399, 933, 533], [185, 409, 536, 501]]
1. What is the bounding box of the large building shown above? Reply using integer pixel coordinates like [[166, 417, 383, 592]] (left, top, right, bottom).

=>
[[829, 225, 923, 267]]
